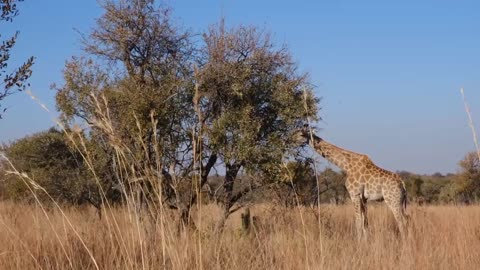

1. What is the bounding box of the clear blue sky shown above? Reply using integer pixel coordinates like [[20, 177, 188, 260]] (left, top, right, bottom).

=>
[[1, 0, 479, 174]]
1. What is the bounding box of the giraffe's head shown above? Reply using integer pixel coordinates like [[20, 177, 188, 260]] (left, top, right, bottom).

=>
[[292, 124, 321, 146]]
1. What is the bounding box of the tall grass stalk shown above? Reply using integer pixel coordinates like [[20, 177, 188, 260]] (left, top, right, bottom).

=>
[[193, 76, 204, 270], [1, 153, 99, 270], [302, 87, 324, 266], [460, 88, 480, 162]]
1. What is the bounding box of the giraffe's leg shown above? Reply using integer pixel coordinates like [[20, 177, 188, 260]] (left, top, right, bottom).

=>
[[392, 206, 405, 235], [361, 197, 369, 235], [385, 195, 406, 236], [352, 195, 366, 240]]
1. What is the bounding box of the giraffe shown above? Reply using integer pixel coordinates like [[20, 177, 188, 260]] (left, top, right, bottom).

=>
[[295, 125, 408, 238]]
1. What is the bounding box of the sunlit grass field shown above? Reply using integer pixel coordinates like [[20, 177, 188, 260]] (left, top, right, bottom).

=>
[[0, 202, 479, 269]]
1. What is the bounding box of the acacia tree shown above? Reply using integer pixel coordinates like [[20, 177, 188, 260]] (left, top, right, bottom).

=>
[[196, 22, 319, 227], [55, 0, 196, 214], [55, 1, 322, 228], [0, 0, 34, 118]]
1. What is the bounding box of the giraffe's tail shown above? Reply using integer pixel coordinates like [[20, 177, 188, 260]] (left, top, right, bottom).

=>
[[402, 187, 411, 227], [402, 187, 408, 213]]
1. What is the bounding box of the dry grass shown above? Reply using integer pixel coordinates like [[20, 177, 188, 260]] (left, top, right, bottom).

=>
[[0, 202, 478, 270]]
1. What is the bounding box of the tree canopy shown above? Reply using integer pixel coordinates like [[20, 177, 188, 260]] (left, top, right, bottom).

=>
[[196, 21, 319, 221], [1, 128, 102, 205]]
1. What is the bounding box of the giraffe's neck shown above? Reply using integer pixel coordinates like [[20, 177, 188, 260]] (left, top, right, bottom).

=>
[[310, 136, 364, 172]]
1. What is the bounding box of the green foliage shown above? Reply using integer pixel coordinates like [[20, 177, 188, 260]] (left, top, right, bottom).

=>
[[398, 170, 475, 204], [53, 1, 321, 221], [0, 0, 34, 118], [55, 0, 195, 175], [193, 22, 320, 217], [451, 152, 480, 202], [407, 153, 480, 204], [2, 128, 104, 205], [278, 162, 347, 206], [401, 172, 424, 199], [198, 23, 319, 173], [197, 22, 320, 214], [281, 160, 315, 184], [317, 168, 348, 204], [420, 177, 450, 203], [53, 1, 198, 215], [54, 58, 109, 123]]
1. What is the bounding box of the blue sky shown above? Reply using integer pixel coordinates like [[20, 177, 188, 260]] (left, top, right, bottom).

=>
[[1, 0, 479, 174]]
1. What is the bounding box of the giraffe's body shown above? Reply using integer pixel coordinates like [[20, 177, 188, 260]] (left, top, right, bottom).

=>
[[296, 127, 407, 237]]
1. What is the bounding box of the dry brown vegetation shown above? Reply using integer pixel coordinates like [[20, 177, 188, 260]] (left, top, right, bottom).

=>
[[0, 202, 479, 270]]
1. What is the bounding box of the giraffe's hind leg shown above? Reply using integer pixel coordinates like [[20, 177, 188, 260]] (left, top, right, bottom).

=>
[[361, 197, 368, 229], [384, 192, 406, 236]]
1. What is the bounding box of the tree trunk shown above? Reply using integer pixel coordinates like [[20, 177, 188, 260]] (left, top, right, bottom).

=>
[[216, 162, 241, 231], [179, 154, 217, 228]]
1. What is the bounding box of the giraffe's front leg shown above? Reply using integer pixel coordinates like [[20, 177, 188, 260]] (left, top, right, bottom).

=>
[[351, 195, 367, 240]]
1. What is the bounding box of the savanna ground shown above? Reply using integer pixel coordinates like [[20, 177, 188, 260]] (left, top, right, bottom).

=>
[[0, 201, 479, 270]]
